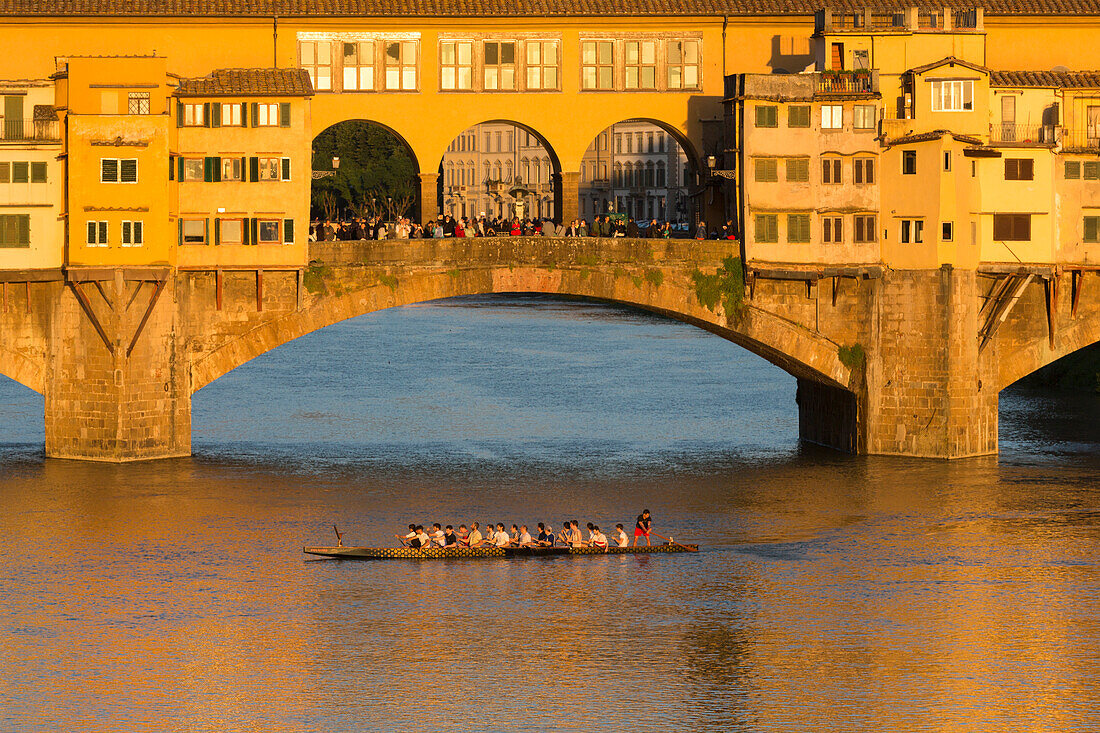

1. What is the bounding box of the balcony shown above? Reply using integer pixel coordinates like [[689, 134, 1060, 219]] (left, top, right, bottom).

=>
[[988, 123, 1057, 146], [0, 118, 61, 144], [1061, 129, 1100, 152], [816, 7, 982, 33], [816, 71, 877, 95]]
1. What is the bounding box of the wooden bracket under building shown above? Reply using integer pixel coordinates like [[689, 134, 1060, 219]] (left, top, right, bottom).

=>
[[125, 278, 166, 358], [93, 280, 114, 310], [979, 273, 1033, 352], [831, 276, 840, 307], [125, 280, 145, 311], [1071, 269, 1083, 318], [1044, 275, 1058, 349], [215, 269, 223, 311], [256, 269, 264, 312], [68, 280, 115, 356]]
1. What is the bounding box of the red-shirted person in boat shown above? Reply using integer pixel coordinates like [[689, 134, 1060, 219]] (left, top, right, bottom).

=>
[[633, 509, 652, 547]]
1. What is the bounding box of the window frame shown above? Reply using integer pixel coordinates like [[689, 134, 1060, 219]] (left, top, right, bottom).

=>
[[257, 219, 282, 244], [788, 105, 811, 128], [181, 218, 208, 245], [85, 220, 109, 247], [755, 105, 779, 128], [121, 220, 144, 247], [1004, 158, 1035, 181], [900, 219, 925, 244], [299, 40, 334, 92], [853, 104, 876, 130], [439, 39, 474, 91], [821, 157, 842, 185], [127, 92, 151, 115], [822, 215, 843, 243], [580, 40, 614, 91], [754, 158, 778, 183], [1084, 215, 1100, 243], [483, 40, 517, 91], [992, 213, 1031, 242], [787, 213, 811, 243], [0, 213, 30, 248], [853, 157, 875, 185], [667, 39, 700, 90], [525, 40, 559, 91], [902, 150, 917, 175], [219, 218, 245, 245], [100, 158, 138, 184], [821, 104, 843, 130], [786, 157, 809, 182], [181, 103, 204, 127], [854, 214, 877, 243], [623, 39, 657, 90], [384, 40, 419, 91], [931, 79, 974, 112], [342, 40, 376, 92], [754, 213, 778, 243]]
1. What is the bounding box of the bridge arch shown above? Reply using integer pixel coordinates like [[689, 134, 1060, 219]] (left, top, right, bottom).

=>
[[0, 344, 44, 395], [996, 317, 1100, 391], [189, 261, 856, 397]]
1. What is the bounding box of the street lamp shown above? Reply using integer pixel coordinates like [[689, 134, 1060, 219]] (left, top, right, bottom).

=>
[[332, 156, 340, 170]]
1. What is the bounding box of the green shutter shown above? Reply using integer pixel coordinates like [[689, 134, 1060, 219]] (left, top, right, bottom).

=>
[[240, 102, 248, 127], [205, 218, 210, 245], [213, 157, 222, 183], [176, 100, 184, 127], [251, 218, 258, 245], [18, 214, 30, 245], [283, 219, 294, 243], [281, 158, 290, 181], [249, 156, 259, 182], [177, 218, 182, 246], [211, 102, 221, 128], [177, 156, 184, 182], [202, 102, 210, 128], [250, 103, 259, 127], [279, 102, 291, 127], [1085, 217, 1099, 243], [203, 157, 212, 182], [214, 218, 221, 245], [169, 155, 174, 181]]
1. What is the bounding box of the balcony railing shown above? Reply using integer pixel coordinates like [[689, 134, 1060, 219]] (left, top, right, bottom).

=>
[[989, 123, 1057, 145], [1060, 129, 1100, 151], [0, 118, 60, 143], [816, 72, 876, 94]]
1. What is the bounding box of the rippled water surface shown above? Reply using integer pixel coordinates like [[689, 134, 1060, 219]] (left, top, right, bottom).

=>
[[1, 295, 1098, 731]]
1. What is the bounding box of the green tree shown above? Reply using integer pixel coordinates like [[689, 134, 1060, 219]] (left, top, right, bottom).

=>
[[311, 121, 417, 220]]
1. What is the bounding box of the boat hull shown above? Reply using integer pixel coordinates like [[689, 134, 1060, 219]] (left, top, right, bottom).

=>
[[303, 544, 698, 559]]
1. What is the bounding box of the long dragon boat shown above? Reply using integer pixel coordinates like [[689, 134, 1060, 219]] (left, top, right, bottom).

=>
[[303, 543, 698, 560]]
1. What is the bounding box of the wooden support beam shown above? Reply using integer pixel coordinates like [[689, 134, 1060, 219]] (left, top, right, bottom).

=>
[[215, 269, 223, 311], [126, 278, 166, 358], [831, 276, 839, 307], [68, 281, 114, 355], [1071, 270, 1083, 318], [1044, 276, 1056, 349], [125, 280, 144, 311], [2, 281, 6, 314], [296, 269, 303, 310], [25, 281, 30, 314], [93, 279, 114, 310], [980, 274, 1033, 352], [256, 269, 263, 312]]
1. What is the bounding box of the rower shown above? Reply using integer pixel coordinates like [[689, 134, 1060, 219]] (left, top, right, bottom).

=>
[[557, 520, 571, 545], [442, 525, 459, 547], [457, 525, 470, 546], [633, 509, 652, 547], [429, 523, 446, 547], [492, 523, 511, 547], [613, 523, 629, 548], [400, 524, 417, 546], [411, 525, 431, 549], [537, 523, 555, 547], [517, 525, 535, 547], [467, 522, 483, 547], [510, 524, 520, 545], [569, 521, 585, 547], [590, 525, 608, 551]]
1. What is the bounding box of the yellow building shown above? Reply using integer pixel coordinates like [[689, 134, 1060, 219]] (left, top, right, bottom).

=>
[[0, 78, 63, 270]]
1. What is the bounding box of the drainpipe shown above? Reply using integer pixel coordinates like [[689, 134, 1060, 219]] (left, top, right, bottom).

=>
[[273, 15, 279, 68]]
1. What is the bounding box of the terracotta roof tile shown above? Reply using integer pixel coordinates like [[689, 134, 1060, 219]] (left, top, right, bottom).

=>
[[176, 67, 313, 96], [990, 69, 1100, 87], [5, 0, 1100, 16]]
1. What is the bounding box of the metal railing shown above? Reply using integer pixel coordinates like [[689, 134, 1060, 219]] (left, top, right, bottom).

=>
[[0, 118, 60, 143], [1060, 129, 1100, 151], [989, 123, 1056, 145]]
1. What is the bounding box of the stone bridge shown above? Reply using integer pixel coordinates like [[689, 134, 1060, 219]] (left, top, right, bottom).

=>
[[0, 238, 1097, 461]]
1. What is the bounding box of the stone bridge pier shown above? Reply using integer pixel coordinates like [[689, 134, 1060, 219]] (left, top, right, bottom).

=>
[[0, 239, 1097, 461]]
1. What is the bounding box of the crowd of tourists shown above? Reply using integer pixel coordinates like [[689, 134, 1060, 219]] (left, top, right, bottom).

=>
[[310, 215, 739, 241], [398, 510, 655, 551]]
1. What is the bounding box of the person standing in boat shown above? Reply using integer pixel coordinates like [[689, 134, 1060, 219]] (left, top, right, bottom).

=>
[[613, 524, 629, 548], [633, 509, 653, 547]]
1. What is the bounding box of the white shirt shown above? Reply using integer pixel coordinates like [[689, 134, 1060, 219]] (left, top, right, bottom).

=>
[[518, 531, 533, 545], [413, 531, 431, 547], [591, 531, 608, 547], [431, 529, 446, 546], [615, 530, 628, 547], [493, 531, 511, 547]]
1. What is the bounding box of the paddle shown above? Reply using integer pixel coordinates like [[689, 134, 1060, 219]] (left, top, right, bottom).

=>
[[333, 525, 343, 547], [649, 531, 697, 552], [394, 534, 430, 555]]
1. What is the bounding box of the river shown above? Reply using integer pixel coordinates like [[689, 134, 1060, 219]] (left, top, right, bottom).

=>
[[1, 295, 1098, 731]]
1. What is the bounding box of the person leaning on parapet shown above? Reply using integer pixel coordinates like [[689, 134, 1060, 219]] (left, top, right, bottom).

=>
[[626, 218, 639, 238], [695, 221, 707, 240], [577, 219, 589, 237]]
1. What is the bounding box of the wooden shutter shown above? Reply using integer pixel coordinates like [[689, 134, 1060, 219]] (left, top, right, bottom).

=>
[[250, 103, 259, 127], [279, 102, 291, 127], [203, 157, 212, 182], [176, 100, 184, 127], [211, 102, 221, 128], [249, 157, 259, 182], [177, 156, 184, 182], [214, 218, 220, 245], [202, 102, 210, 128], [213, 157, 222, 183], [1021, 158, 1034, 180], [17, 214, 29, 245], [283, 218, 294, 243], [240, 102, 248, 127], [250, 218, 258, 245], [177, 218, 183, 246], [204, 218, 210, 245], [169, 155, 174, 181], [281, 158, 291, 181]]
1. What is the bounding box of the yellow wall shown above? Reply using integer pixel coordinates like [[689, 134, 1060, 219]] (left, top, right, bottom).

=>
[[976, 148, 1055, 263]]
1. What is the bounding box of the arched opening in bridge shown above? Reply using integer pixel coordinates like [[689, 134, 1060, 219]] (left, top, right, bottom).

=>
[[437, 121, 561, 223], [578, 119, 698, 227], [310, 120, 419, 236], [0, 374, 44, 444]]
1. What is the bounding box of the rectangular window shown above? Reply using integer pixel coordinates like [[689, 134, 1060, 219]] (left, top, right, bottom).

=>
[[624, 40, 657, 90], [121, 220, 143, 247], [822, 158, 841, 184], [258, 157, 281, 181], [255, 103, 279, 127], [182, 158, 204, 182], [343, 41, 376, 91], [127, 92, 150, 115], [525, 41, 559, 90], [788, 106, 810, 128], [483, 41, 516, 91], [581, 41, 613, 90], [100, 158, 137, 183], [755, 105, 778, 128], [822, 216, 843, 243], [0, 214, 30, 248], [385, 41, 418, 91], [11, 162, 28, 183], [853, 104, 876, 129], [30, 161, 46, 182], [854, 215, 877, 243], [755, 214, 778, 243], [181, 219, 207, 245], [754, 159, 778, 182], [222, 157, 243, 182], [667, 40, 700, 89], [853, 157, 875, 184], [992, 213, 1031, 241], [1065, 161, 1081, 179], [219, 218, 244, 244], [299, 40, 333, 91], [1005, 158, 1034, 181], [181, 103, 204, 126], [258, 219, 281, 243], [1084, 216, 1100, 243], [440, 40, 473, 91], [220, 103, 243, 126], [931, 79, 974, 112], [944, 151, 952, 171], [1085, 162, 1100, 180], [86, 220, 108, 246], [902, 150, 917, 175], [787, 214, 811, 243], [0, 162, 8, 183], [821, 105, 843, 129], [942, 221, 954, 241], [786, 158, 809, 182], [901, 219, 925, 244]]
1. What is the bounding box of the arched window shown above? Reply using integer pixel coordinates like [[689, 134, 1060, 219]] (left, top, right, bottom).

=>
[[468, 162, 475, 186], [484, 161, 492, 183], [542, 158, 551, 185], [494, 162, 502, 181], [505, 160, 513, 182], [445, 161, 454, 186], [614, 162, 623, 187], [521, 157, 530, 183], [645, 161, 655, 187], [624, 162, 633, 187], [656, 161, 666, 187]]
